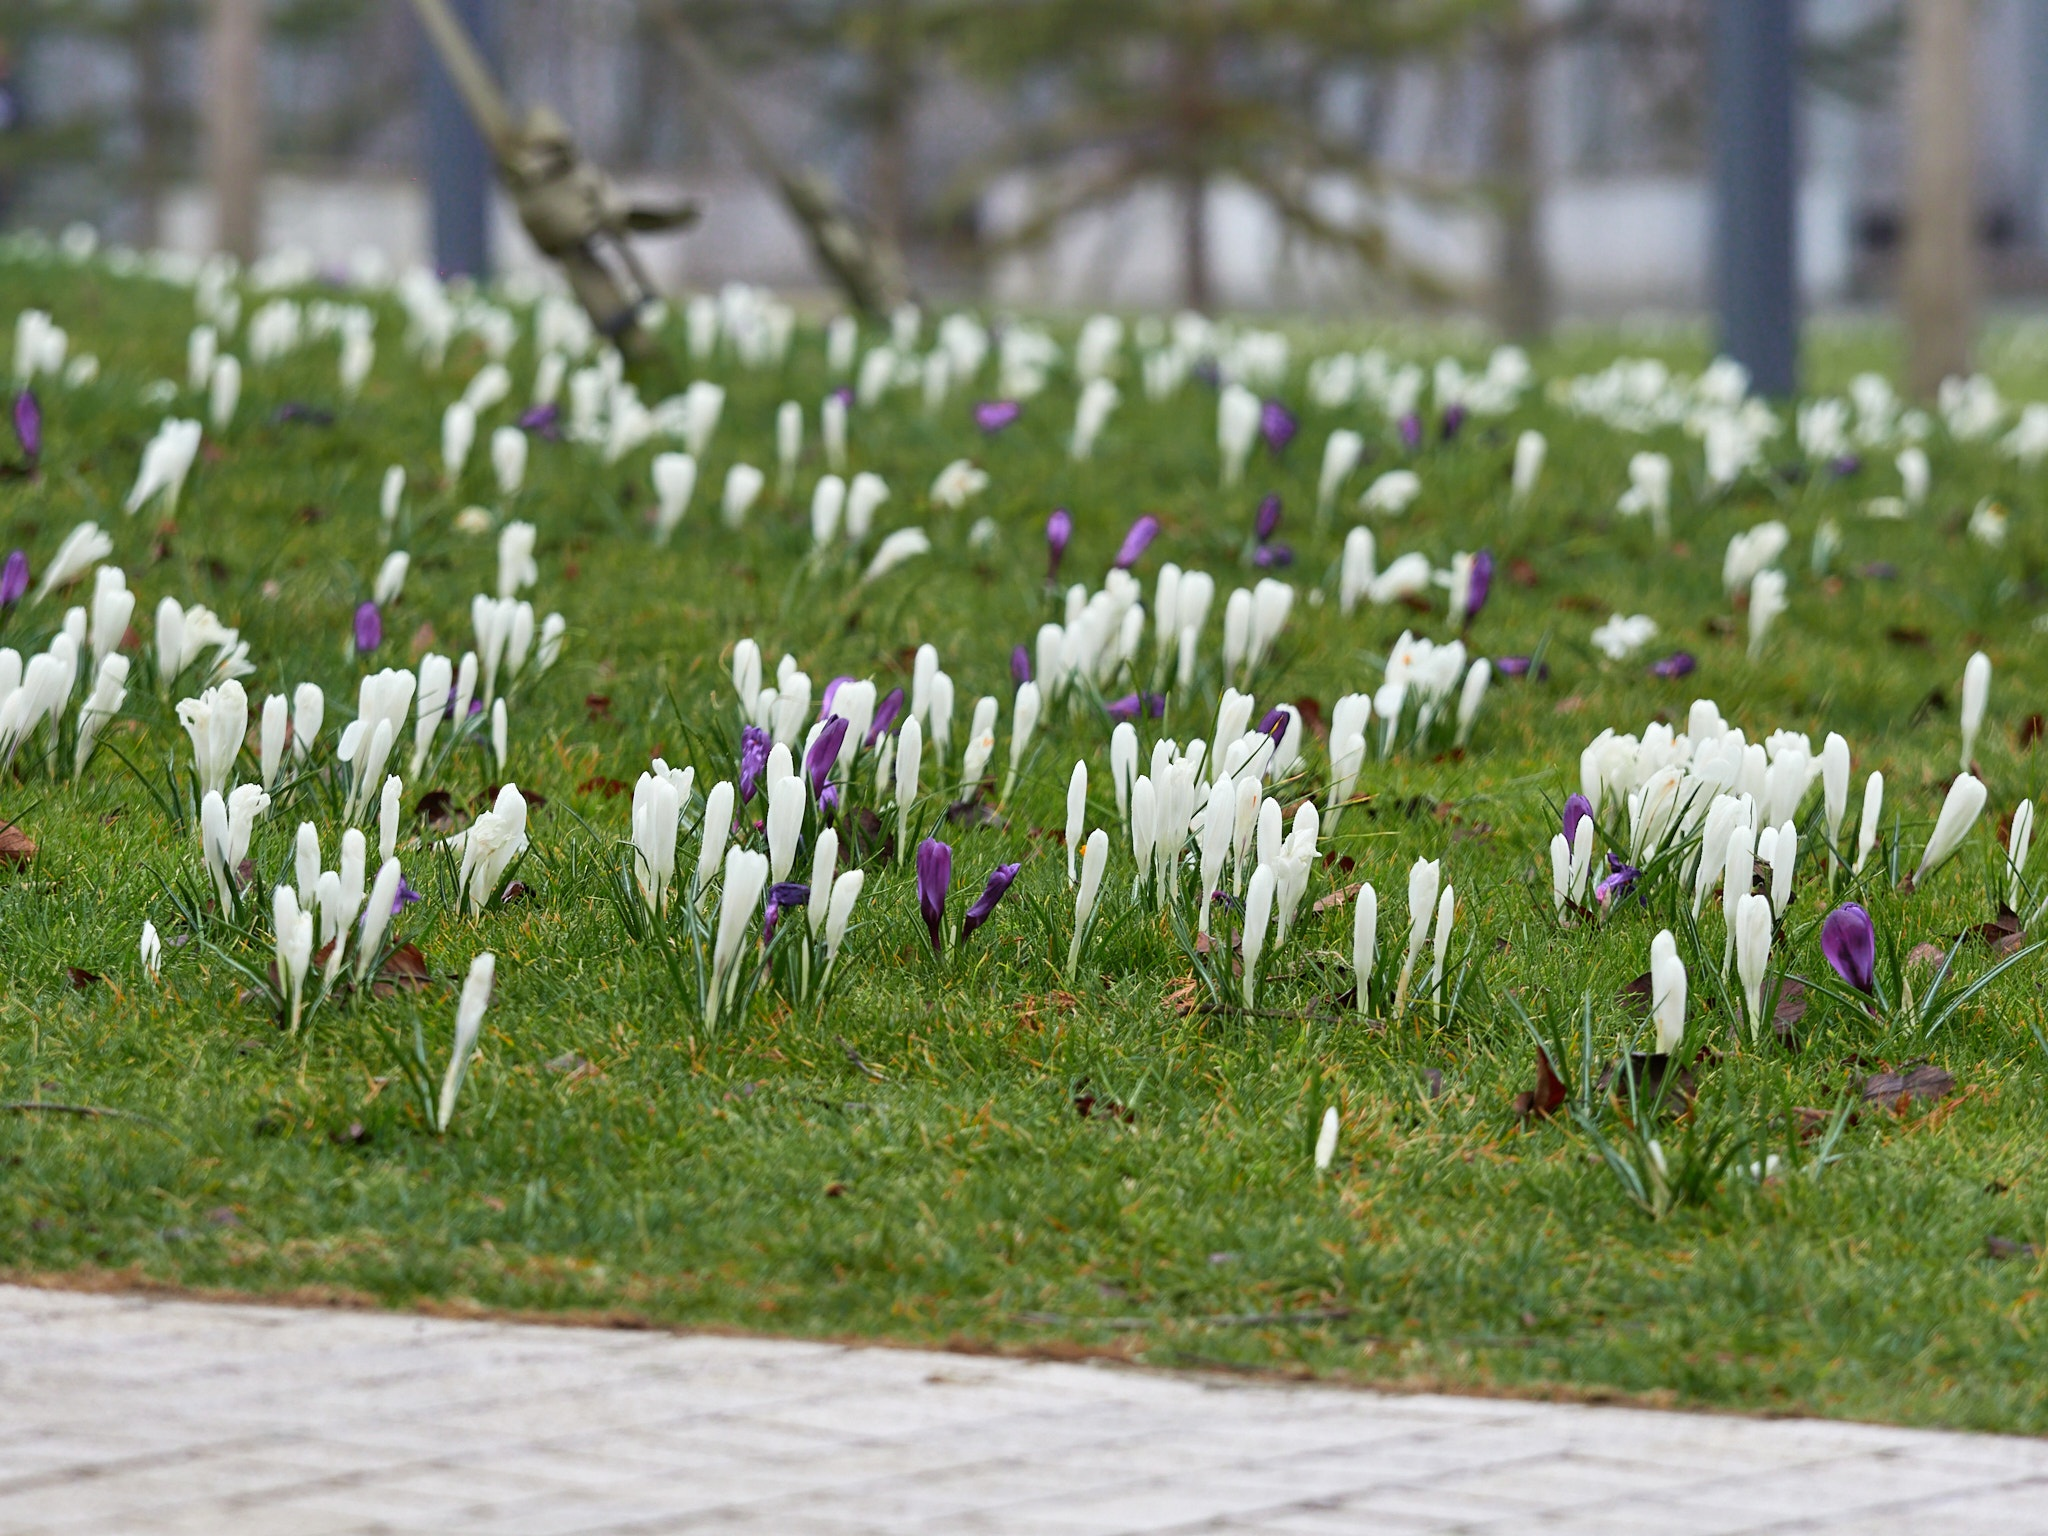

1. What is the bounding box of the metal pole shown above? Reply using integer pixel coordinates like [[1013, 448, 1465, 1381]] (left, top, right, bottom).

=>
[[1902, 0, 1976, 399], [418, 0, 498, 281], [1710, 0, 1798, 397]]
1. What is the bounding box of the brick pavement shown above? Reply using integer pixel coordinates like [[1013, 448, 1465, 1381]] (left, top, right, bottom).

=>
[[0, 1284, 2043, 1534]]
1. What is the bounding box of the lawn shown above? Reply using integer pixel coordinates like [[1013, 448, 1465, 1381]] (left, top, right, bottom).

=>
[[4, 239, 2048, 1435]]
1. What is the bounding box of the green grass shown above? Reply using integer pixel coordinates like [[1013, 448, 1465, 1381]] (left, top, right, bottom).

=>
[[5, 249, 2048, 1434]]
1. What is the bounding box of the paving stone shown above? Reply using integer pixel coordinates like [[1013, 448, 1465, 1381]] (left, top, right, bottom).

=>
[[4, 1284, 2048, 1536]]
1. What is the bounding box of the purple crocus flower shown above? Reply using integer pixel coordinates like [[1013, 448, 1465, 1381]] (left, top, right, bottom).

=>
[[1440, 403, 1467, 442], [1046, 507, 1073, 583], [353, 602, 382, 654], [819, 782, 841, 818], [1821, 903, 1877, 994], [1256, 705, 1289, 741], [1494, 655, 1547, 680], [390, 875, 424, 915], [1251, 543, 1294, 568], [960, 862, 1021, 943], [819, 675, 853, 719], [1105, 692, 1164, 722], [13, 389, 40, 465], [763, 881, 811, 943], [806, 714, 850, 801], [273, 402, 336, 426], [866, 688, 904, 747], [1010, 646, 1033, 688], [974, 399, 1022, 434], [1464, 550, 1493, 625], [1593, 852, 1640, 908], [1650, 652, 1697, 679], [1562, 793, 1593, 850], [517, 403, 561, 436], [738, 724, 772, 803], [0, 550, 27, 607], [830, 385, 854, 409], [916, 838, 953, 956], [1254, 494, 1282, 543], [1397, 413, 1423, 452], [1113, 514, 1161, 571], [1259, 399, 1298, 455], [1828, 454, 1862, 478]]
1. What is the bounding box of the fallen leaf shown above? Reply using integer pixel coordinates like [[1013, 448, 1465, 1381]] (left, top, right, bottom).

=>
[[0, 822, 36, 867], [1422, 1067, 1445, 1099], [1885, 626, 1932, 648], [65, 966, 99, 990], [945, 797, 1007, 829], [584, 693, 613, 721], [2019, 714, 2046, 751], [1906, 942, 1948, 971], [1772, 978, 1808, 1042], [377, 943, 432, 990], [415, 789, 460, 830], [1863, 1063, 1957, 1107], [1164, 977, 1202, 1016], [1972, 905, 2026, 955], [1508, 558, 1539, 587], [824, 1181, 848, 1198], [1513, 1049, 1568, 1119], [1073, 1079, 1134, 1123], [1312, 881, 1362, 914], [577, 776, 630, 799]]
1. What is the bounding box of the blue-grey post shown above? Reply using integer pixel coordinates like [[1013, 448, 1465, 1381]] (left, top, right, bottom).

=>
[[1711, 0, 1798, 396], [419, 0, 497, 281]]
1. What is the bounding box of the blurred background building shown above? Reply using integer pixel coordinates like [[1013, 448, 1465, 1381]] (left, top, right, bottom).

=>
[[0, 1, 2035, 335]]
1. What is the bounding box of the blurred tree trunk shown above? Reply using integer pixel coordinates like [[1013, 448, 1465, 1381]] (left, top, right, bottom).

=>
[[1171, 25, 1216, 312], [1491, 9, 1550, 343], [1903, 0, 1976, 398], [132, 0, 174, 247], [206, 0, 265, 261], [868, 0, 911, 253]]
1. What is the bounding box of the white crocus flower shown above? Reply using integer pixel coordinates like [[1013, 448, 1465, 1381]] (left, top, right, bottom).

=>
[[1426, 884, 1456, 1003], [441, 400, 476, 482], [1722, 521, 1789, 595], [1004, 681, 1041, 801], [140, 919, 161, 982], [929, 459, 988, 510], [693, 780, 735, 902], [497, 521, 538, 599], [1959, 651, 1990, 771], [1065, 761, 1088, 884], [1747, 569, 1788, 660], [123, 419, 202, 516], [176, 679, 248, 795], [447, 782, 530, 914], [1591, 613, 1658, 661], [88, 567, 133, 673], [1351, 882, 1378, 1014], [490, 426, 527, 498], [380, 465, 406, 529], [1820, 732, 1850, 873], [379, 775, 403, 862], [73, 654, 129, 777], [208, 355, 241, 431], [809, 475, 847, 548], [436, 952, 497, 1132], [1735, 893, 1774, 1041], [273, 885, 315, 1035], [2007, 800, 2035, 913], [861, 528, 930, 585], [845, 472, 889, 541], [1314, 1107, 1339, 1172], [1767, 821, 1797, 917], [1338, 527, 1376, 616], [1318, 429, 1364, 518], [1070, 379, 1119, 460], [652, 452, 697, 544], [823, 869, 864, 968], [822, 391, 848, 472], [1854, 771, 1884, 875], [766, 775, 803, 883], [1913, 773, 1987, 890], [707, 847, 770, 1029], [373, 551, 410, 608], [894, 715, 922, 863], [1066, 829, 1110, 981], [1393, 857, 1441, 1013], [1511, 430, 1546, 504], [34, 522, 112, 603], [356, 858, 405, 983], [259, 693, 288, 790], [1454, 660, 1490, 749], [1897, 446, 1930, 506], [775, 400, 803, 491], [722, 463, 765, 528], [1240, 862, 1276, 1009], [1616, 451, 1673, 537], [1217, 383, 1259, 487], [1359, 469, 1422, 515]]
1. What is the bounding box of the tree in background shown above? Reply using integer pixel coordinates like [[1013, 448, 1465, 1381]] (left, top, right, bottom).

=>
[[942, 0, 1497, 311]]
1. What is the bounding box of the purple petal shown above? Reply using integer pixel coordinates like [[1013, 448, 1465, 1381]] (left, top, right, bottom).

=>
[[1562, 793, 1593, 850], [1593, 853, 1641, 907], [1649, 651, 1697, 679], [1439, 403, 1467, 442], [974, 399, 1022, 434], [1112, 514, 1160, 571], [1828, 454, 1862, 478], [960, 862, 1021, 942], [13, 389, 41, 464], [1464, 549, 1493, 624], [1105, 692, 1165, 723], [1397, 413, 1423, 452], [517, 403, 561, 436], [1821, 903, 1876, 994], [1010, 645, 1033, 688], [819, 675, 853, 719], [805, 715, 850, 802], [1259, 399, 1298, 455], [1046, 506, 1072, 582], [353, 602, 382, 654], [390, 876, 424, 915], [1253, 494, 1283, 543], [916, 838, 953, 956], [865, 688, 904, 747], [1251, 542, 1294, 569], [0, 549, 27, 607], [738, 724, 772, 803]]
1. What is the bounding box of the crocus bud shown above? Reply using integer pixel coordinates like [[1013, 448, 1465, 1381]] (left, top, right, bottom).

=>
[[490, 425, 527, 497], [2008, 800, 2035, 913], [652, 452, 697, 544], [1352, 881, 1378, 1014], [140, 919, 161, 982], [260, 693, 288, 790], [1960, 651, 1991, 771], [1065, 828, 1110, 980], [916, 837, 952, 956], [1854, 771, 1884, 875], [1649, 928, 1686, 1054], [1318, 430, 1364, 519], [1511, 429, 1546, 503], [1241, 863, 1276, 1009], [436, 952, 495, 1131], [442, 401, 476, 483], [1314, 1106, 1339, 1171], [1065, 760, 1087, 884], [1735, 892, 1775, 1040], [1821, 902, 1876, 995], [1913, 773, 1987, 889]]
